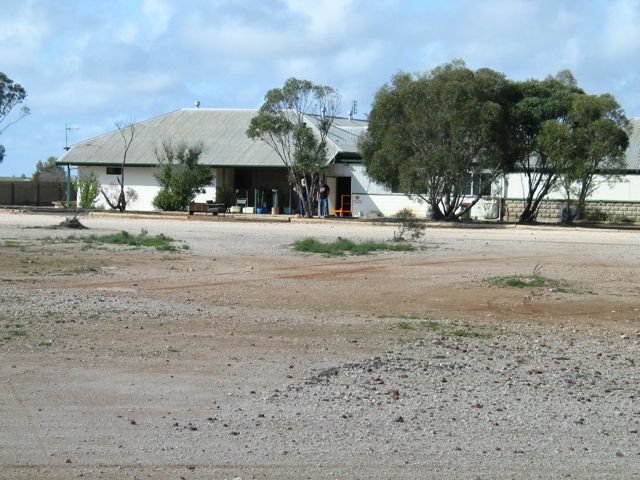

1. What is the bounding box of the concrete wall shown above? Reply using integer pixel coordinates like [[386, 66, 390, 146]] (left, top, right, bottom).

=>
[[0, 180, 75, 206], [505, 199, 640, 223]]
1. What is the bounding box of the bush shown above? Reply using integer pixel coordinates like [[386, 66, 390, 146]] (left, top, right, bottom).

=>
[[393, 208, 426, 241], [152, 141, 213, 211], [292, 237, 414, 256], [76, 171, 100, 209]]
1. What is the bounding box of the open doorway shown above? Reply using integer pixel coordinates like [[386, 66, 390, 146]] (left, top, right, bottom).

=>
[[329, 176, 352, 216]]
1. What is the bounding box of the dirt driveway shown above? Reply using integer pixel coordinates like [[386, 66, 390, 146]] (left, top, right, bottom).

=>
[[1, 211, 639, 479]]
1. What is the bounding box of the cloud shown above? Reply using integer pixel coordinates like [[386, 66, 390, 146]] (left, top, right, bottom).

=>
[[142, 0, 174, 39], [0, 1, 55, 70], [601, 0, 640, 57]]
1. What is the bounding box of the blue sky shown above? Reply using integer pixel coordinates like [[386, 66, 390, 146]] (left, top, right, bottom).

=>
[[1, 0, 639, 177]]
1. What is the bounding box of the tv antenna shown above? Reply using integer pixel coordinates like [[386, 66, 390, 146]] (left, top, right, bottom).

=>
[[348, 100, 358, 121], [64, 123, 79, 151]]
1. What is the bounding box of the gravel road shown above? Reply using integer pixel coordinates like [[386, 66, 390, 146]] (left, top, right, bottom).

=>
[[0, 210, 638, 479]]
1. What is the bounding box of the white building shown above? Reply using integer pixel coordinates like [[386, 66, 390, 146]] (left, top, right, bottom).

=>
[[58, 109, 639, 221]]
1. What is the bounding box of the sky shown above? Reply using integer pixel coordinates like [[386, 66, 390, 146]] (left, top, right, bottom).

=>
[[1, 0, 639, 177]]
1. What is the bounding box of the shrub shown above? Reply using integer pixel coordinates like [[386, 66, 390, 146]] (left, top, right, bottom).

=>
[[76, 171, 100, 209], [393, 208, 426, 241]]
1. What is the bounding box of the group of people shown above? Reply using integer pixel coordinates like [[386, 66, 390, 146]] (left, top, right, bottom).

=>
[[295, 177, 330, 217]]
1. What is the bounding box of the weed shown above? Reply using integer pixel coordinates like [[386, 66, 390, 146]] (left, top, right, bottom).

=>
[[71, 266, 99, 274], [38, 341, 52, 347], [20, 256, 39, 264], [421, 320, 443, 332], [451, 328, 492, 339], [8, 329, 26, 337], [393, 208, 426, 241], [396, 321, 417, 330], [488, 265, 566, 290], [292, 237, 414, 256], [3, 240, 22, 247], [41, 230, 183, 251]]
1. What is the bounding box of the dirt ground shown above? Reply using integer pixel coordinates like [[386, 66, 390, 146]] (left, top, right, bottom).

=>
[[0, 211, 639, 479]]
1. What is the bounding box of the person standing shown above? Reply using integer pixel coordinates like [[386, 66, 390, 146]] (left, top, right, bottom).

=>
[[296, 177, 308, 216], [318, 181, 330, 217]]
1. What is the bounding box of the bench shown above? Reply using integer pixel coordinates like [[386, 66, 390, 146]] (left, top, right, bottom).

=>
[[189, 201, 226, 215], [188, 202, 208, 215], [206, 200, 227, 216]]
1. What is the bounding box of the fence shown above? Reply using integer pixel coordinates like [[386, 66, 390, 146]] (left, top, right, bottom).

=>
[[0, 181, 77, 206]]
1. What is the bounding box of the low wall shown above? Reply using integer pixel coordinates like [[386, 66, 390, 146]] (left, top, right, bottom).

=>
[[0, 181, 76, 206], [504, 199, 640, 223]]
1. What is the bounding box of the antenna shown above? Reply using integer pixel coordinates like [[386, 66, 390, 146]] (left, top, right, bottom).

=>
[[64, 123, 79, 151], [348, 100, 358, 121]]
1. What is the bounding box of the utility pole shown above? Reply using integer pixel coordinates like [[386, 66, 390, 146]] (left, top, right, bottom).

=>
[[64, 123, 79, 207]]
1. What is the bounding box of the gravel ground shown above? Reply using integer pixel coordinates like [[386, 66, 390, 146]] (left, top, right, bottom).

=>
[[0, 210, 639, 479]]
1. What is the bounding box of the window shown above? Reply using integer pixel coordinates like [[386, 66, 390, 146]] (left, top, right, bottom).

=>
[[469, 173, 492, 196], [106, 167, 122, 175]]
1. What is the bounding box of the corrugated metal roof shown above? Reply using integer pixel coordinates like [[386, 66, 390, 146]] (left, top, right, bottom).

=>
[[57, 108, 367, 168], [626, 118, 640, 170]]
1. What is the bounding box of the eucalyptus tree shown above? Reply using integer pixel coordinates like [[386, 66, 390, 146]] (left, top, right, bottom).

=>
[[0, 72, 30, 162], [246, 78, 340, 217], [360, 61, 516, 220], [510, 75, 585, 223], [549, 94, 629, 221], [516, 74, 629, 223]]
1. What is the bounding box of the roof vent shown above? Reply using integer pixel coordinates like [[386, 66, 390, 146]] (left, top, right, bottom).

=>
[[194, 101, 201, 109]]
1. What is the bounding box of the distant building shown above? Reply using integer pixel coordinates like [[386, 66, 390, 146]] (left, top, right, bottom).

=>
[[58, 109, 640, 221]]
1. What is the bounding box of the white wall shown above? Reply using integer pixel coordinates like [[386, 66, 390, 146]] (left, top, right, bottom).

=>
[[504, 173, 640, 202], [78, 165, 217, 211], [330, 163, 431, 217]]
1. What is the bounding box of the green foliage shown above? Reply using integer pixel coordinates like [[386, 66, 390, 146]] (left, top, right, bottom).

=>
[[0, 72, 29, 163], [76, 171, 100, 208], [488, 265, 565, 289], [82, 230, 179, 251], [215, 178, 234, 207], [152, 141, 213, 211], [41, 230, 184, 251], [247, 77, 340, 217], [389, 317, 493, 339], [489, 275, 549, 288], [396, 321, 417, 330], [540, 93, 629, 222], [360, 61, 516, 221], [32, 156, 65, 182], [511, 74, 585, 223], [393, 208, 426, 240], [292, 237, 414, 256], [450, 329, 492, 339]]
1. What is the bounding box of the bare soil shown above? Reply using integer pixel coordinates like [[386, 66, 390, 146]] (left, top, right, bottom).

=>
[[0, 211, 638, 479]]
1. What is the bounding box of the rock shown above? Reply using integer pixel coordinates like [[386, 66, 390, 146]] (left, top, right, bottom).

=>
[[394, 415, 404, 423]]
